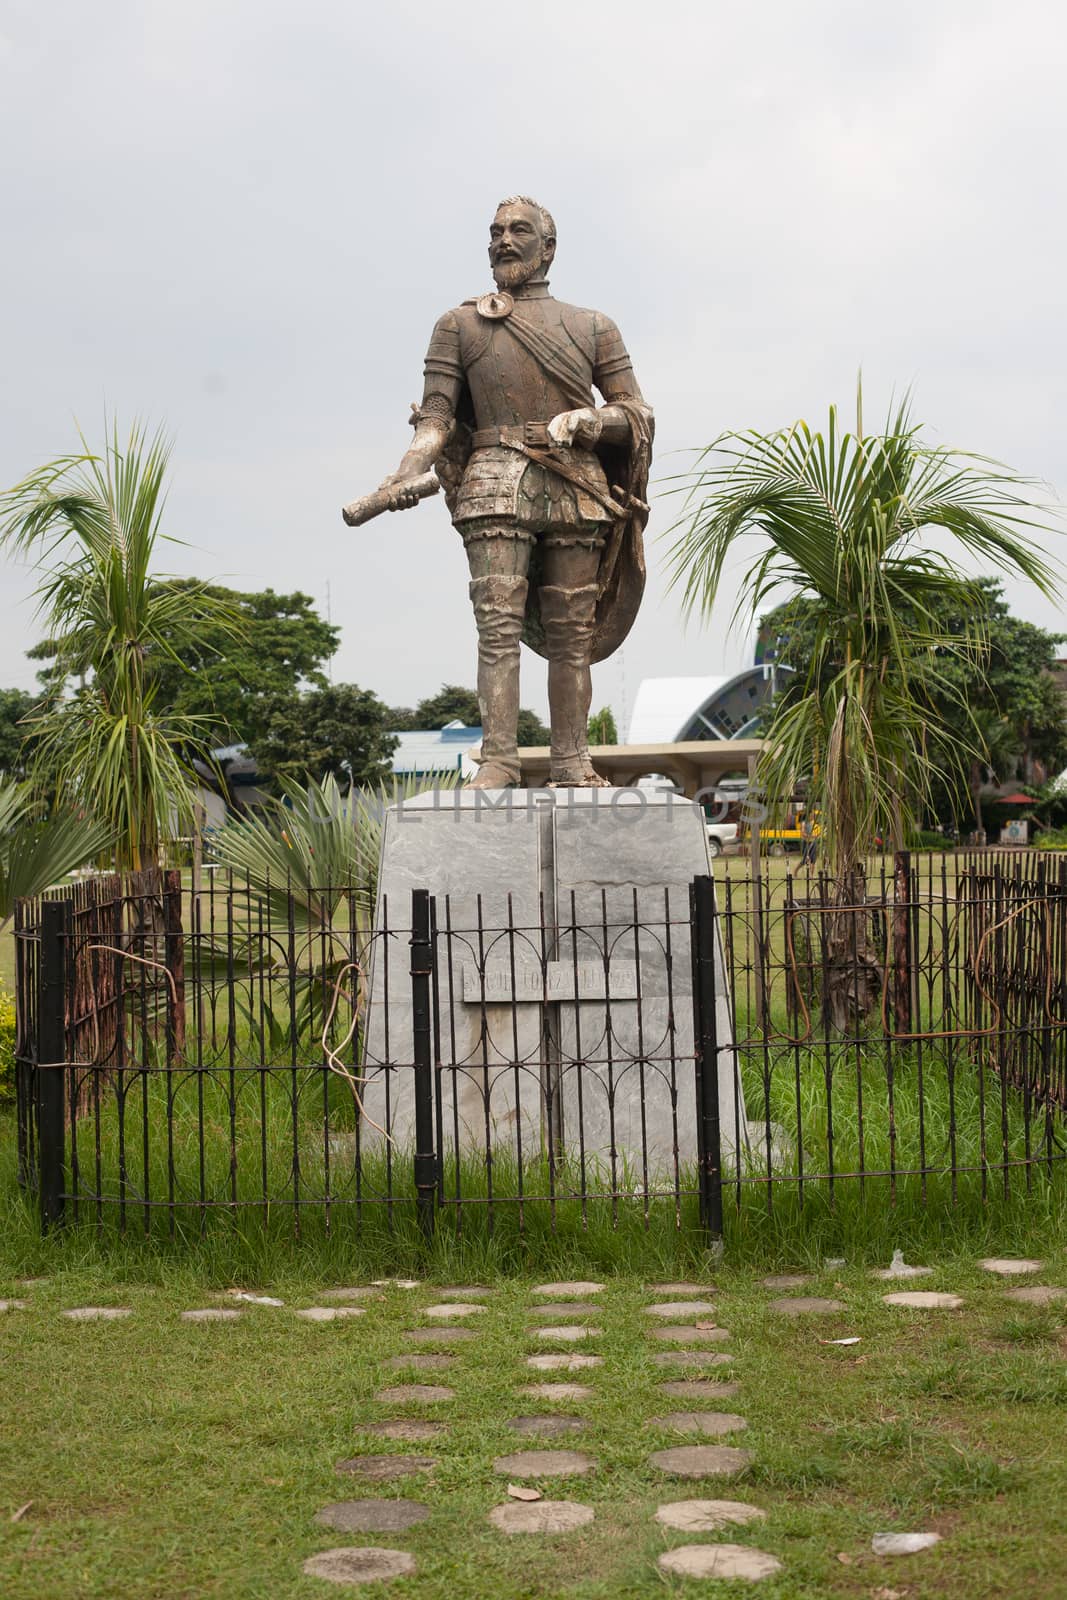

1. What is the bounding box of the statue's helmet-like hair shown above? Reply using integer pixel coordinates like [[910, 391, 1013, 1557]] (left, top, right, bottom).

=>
[[496, 195, 556, 245]]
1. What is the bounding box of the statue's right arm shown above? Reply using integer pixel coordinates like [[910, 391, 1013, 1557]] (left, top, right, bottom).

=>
[[378, 312, 463, 510]]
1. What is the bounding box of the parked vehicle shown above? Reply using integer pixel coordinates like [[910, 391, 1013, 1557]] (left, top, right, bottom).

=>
[[706, 822, 738, 858]]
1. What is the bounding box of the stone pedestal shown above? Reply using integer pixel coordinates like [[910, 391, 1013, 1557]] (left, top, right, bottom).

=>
[[361, 788, 750, 1183]]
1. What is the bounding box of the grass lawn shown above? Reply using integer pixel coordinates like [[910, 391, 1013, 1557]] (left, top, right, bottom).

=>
[[2, 1248, 1067, 1598]]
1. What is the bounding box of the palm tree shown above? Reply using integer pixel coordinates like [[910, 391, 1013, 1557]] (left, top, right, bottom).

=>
[[0, 422, 239, 874], [0, 778, 112, 931], [667, 393, 1059, 1023]]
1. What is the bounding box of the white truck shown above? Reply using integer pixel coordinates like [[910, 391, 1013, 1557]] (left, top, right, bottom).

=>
[[706, 821, 739, 858]]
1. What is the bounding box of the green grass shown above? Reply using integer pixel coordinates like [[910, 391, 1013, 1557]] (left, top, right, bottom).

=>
[[3, 1254, 1067, 1596]]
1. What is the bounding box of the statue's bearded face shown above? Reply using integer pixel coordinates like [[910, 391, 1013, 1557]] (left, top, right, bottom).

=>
[[489, 203, 554, 289]]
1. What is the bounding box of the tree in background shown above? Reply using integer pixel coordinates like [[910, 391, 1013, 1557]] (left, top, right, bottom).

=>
[[387, 683, 550, 746], [669, 394, 1059, 1023], [587, 706, 618, 745], [252, 682, 397, 789], [0, 422, 238, 872], [0, 688, 41, 780]]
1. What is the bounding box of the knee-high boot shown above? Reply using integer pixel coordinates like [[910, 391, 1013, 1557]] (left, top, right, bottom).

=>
[[468, 573, 528, 788], [539, 583, 607, 786]]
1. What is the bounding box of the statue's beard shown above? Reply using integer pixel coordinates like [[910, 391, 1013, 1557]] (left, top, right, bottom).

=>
[[492, 256, 545, 290]]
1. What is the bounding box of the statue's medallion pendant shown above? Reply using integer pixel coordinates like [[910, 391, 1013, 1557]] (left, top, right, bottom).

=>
[[476, 291, 514, 321]]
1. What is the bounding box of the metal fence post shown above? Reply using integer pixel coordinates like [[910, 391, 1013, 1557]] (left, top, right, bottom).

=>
[[38, 900, 69, 1233], [691, 875, 724, 1242], [410, 888, 436, 1243]]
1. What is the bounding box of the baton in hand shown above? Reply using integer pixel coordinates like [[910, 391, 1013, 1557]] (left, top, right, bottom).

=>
[[341, 470, 440, 527]]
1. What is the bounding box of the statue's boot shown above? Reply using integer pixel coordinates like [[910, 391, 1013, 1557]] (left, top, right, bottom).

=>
[[467, 573, 528, 788], [540, 583, 610, 787]]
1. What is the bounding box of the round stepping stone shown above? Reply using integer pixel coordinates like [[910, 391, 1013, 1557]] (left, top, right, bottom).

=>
[[296, 1306, 366, 1322], [651, 1444, 754, 1478], [1004, 1285, 1067, 1305], [532, 1281, 604, 1297], [768, 1297, 845, 1314], [507, 1415, 586, 1438], [659, 1380, 741, 1402], [644, 1300, 716, 1318], [882, 1291, 963, 1309], [435, 1286, 491, 1298], [525, 1354, 603, 1371], [649, 1282, 710, 1294], [181, 1308, 241, 1322], [374, 1385, 454, 1404], [371, 1279, 420, 1290], [979, 1257, 1044, 1276], [648, 1411, 747, 1436], [651, 1324, 730, 1344], [384, 1354, 453, 1372], [489, 1499, 594, 1534], [315, 1499, 430, 1533], [493, 1449, 594, 1478], [654, 1350, 732, 1370], [518, 1383, 594, 1401], [404, 1327, 476, 1344], [362, 1420, 445, 1443], [0, 1300, 27, 1312], [655, 1498, 767, 1532], [533, 1325, 599, 1342], [424, 1302, 485, 1319], [760, 1273, 810, 1290], [871, 1257, 934, 1280], [319, 1287, 384, 1302], [63, 1307, 132, 1321], [530, 1302, 600, 1319], [335, 1454, 436, 1481], [658, 1543, 781, 1580], [302, 1547, 416, 1584]]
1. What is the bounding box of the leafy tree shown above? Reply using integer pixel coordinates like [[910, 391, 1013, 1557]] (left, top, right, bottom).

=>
[[668, 394, 1058, 1023], [252, 682, 397, 789], [0, 422, 238, 872], [387, 683, 550, 746], [588, 706, 618, 745], [0, 688, 40, 779]]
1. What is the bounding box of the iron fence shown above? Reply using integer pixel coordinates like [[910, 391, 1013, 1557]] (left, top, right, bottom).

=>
[[12, 851, 1067, 1238]]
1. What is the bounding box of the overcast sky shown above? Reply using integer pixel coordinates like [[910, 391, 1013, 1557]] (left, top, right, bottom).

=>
[[1, 0, 1064, 732]]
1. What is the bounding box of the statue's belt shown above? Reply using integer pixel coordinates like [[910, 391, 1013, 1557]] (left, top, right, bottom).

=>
[[469, 424, 629, 520]]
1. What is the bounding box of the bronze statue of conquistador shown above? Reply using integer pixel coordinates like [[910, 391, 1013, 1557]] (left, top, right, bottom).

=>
[[374, 196, 654, 787]]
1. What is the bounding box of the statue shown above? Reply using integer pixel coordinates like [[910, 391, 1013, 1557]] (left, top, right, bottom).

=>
[[344, 196, 653, 788]]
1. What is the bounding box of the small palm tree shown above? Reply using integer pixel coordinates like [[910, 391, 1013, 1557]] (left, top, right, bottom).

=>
[[0, 778, 112, 931], [668, 393, 1059, 1022], [0, 422, 239, 873]]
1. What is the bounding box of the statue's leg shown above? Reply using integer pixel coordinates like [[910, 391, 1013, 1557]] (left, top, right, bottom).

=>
[[463, 522, 532, 788], [539, 534, 609, 787]]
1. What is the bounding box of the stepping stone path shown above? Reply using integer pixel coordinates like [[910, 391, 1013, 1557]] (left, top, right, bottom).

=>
[[518, 1383, 594, 1401], [375, 1385, 455, 1405], [493, 1449, 594, 1478], [0, 1300, 26, 1312], [371, 1279, 420, 1290], [532, 1282, 603, 1296], [435, 1286, 491, 1298], [530, 1302, 600, 1319], [648, 1411, 747, 1436], [651, 1324, 730, 1343], [507, 1415, 586, 1438], [319, 1287, 384, 1302], [644, 1300, 716, 1318], [872, 1251, 933, 1280], [658, 1380, 741, 1402], [980, 1258, 1044, 1276], [654, 1350, 732, 1369], [362, 1421, 445, 1443], [303, 1548, 416, 1584], [404, 1327, 476, 1344], [650, 1444, 754, 1478], [760, 1274, 810, 1290], [658, 1544, 782, 1581], [315, 1500, 430, 1533], [335, 1455, 436, 1482], [63, 1307, 132, 1321], [655, 1498, 767, 1531], [489, 1500, 595, 1534], [533, 1325, 599, 1342], [768, 1297, 845, 1315], [424, 1303, 485, 1319], [384, 1354, 453, 1371], [1004, 1285, 1067, 1305], [649, 1282, 711, 1294], [883, 1291, 963, 1310], [871, 1531, 941, 1555], [181, 1308, 241, 1322], [296, 1307, 366, 1322], [526, 1354, 603, 1371]]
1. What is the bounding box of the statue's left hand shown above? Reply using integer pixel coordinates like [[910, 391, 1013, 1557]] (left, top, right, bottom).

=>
[[547, 408, 603, 450]]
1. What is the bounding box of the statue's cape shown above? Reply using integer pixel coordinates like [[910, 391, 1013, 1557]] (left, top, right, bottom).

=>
[[435, 306, 653, 666]]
